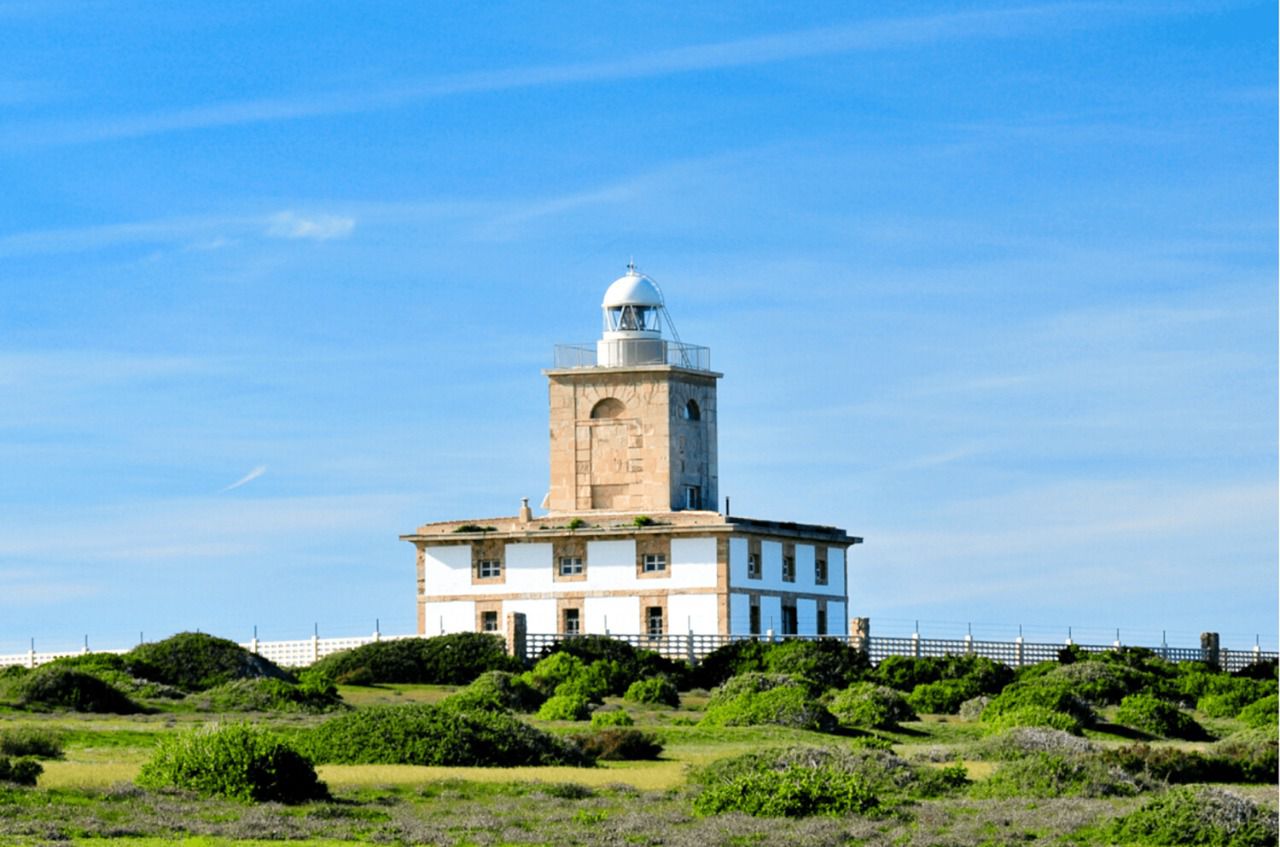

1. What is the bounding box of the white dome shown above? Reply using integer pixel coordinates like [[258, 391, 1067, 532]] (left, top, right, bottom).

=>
[[602, 269, 663, 308]]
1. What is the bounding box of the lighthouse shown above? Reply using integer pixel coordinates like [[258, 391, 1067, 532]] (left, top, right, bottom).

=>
[[547, 264, 719, 513], [403, 264, 859, 644]]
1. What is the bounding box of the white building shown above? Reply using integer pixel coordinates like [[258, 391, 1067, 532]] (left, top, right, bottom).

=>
[[402, 266, 861, 639]]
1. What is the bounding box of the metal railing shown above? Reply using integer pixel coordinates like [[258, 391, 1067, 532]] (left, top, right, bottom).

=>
[[552, 341, 711, 371], [3, 630, 1274, 672]]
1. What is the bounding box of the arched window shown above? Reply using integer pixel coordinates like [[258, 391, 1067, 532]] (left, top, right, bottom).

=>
[[681, 399, 701, 421], [591, 398, 626, 419]]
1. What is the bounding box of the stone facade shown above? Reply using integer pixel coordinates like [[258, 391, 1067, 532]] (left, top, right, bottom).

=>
[[544, 365, 719, 514]]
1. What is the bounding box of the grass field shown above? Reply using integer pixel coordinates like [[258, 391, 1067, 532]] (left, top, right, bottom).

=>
[[0, 679, 1275, 846]]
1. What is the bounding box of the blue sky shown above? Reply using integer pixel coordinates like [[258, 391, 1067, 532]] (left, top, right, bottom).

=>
[[2, 2, 1275, 653]]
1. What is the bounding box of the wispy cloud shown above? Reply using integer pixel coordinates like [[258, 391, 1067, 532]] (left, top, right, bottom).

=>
[[3, 4, 1142, 147], [221, 465, 267, 493], [266, 212, 355, 241], [0, 209, 356, 257]]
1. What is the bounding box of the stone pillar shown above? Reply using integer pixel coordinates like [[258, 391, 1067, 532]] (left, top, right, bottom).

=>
[[849, 617, 870, 656], [1200, 632, 1220, 668], [506, 612, 528, 663]]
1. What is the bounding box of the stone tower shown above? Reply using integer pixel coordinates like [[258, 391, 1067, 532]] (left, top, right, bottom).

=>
[[544, 265, 720, 514]]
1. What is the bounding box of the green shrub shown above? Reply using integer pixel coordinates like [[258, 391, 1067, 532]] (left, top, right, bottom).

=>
[[45, 654, 184, 700], [0, 728, 64, 759], [126, 633, 290, 693], [570, 728, 662, 761], [829, 682, 917, 729], [1211, 730, 1279, 783], [136, 723, 326, 803], [551, 660, 616, 702], [690, 744, 964, 811], [1115, 693, 1208, 740], [692, 764, 877, 818], [984, 705, 1084, 736], [523, 652, 586, 697], [908, 678, 981, 715], [971, 727, 1099, 760], [308, 633, 519, 686], [1232, 659, 1278, 682], [14, 666, 140, 714], [536, 694, 591, 721], [1236, 694, 1277, 730], [971, 752, 1139, 798], [445, 670, 543, 713], [624, 676, 679, 707], [0, 756, 41, 786], [199, 678, 345, 713], [873, 654, 1012, 696], [1107, 786, 1278, 847], [1041, 659, 1154, 706], [980, 678, 1095, 726], [1195, 678, 1273, 718], [537, 635, 690, 692], [701, 673, 837, 732], [688, 639, 770, 690], [761, 639, 871, 693], [589, 709, 634, 728], [304, 703, 591, 766]]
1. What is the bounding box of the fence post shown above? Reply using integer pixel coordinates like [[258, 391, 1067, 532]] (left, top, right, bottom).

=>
[[27, 639, 35, 669], [911, 631, 921, 659], [1014, 635, 1024, 668], [505, 612, 527, 663], [311, 624, 320, 664]]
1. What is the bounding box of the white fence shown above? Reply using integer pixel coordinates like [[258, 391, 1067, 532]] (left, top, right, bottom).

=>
[[1, 631, 1274, 672]]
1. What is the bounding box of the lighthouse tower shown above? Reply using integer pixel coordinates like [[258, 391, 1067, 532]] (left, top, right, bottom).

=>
[[545, 265, 720, 514]]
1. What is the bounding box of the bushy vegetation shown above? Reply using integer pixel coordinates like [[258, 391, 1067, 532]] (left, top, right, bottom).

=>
[[1237, 694, 1278, 729], [971, 751, 1140, 798], [827, 682, 916, 729], [308, 633, 520, 686], [1106, 786, 1278, 847], [42, 654, 184, 700], [537, 635, 690, 691], [0, 727, 64, 759], [690, 638, 867, 692], [126, 632, 291, 693], [875, 654, 1013, 696], [624, 676, 679, 707], [969, 727, 1099, 760], [690, 744, 967, 818], [535, 693, 591, 721], [198, 677, 345, 713], [522, 653, 613, 701], [569, 728, 662, 761], [700, 673, 836, 732], [1115, 693, 1208, 740], [136, 723, 327, 803], [0, 756, 41, 787], [304, 703, 592, 766], [589, 708, 634, 727], [980, 677, 1096, 727], [444, 670, 543, 713], [692, 764, 877, 818], [11, 665, 140, 714], [983, 705, 1085, 736]]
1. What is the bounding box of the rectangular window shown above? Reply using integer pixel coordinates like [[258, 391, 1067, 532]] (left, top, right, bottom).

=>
[[815, 558, 828, 585], [558, 556, 583, 576], [782, 556, 795, 583], [477, 559, 502, 578], [642, 554, 667, 573], [816, 608, 827, 636], [683, 485, 701, 510], [481, 611, 499, 633], [749, 604, 760, 635], [781, 604, 798, 635], [646, 606, 664, 637], [747, 553, 761, 579], [563, 608, 581, 636]]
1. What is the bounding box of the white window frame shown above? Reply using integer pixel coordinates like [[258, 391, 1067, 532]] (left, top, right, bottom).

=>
[[642, 553, 667, 573], [478, 559, 502, 579], [558, 556, 583, 576]]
